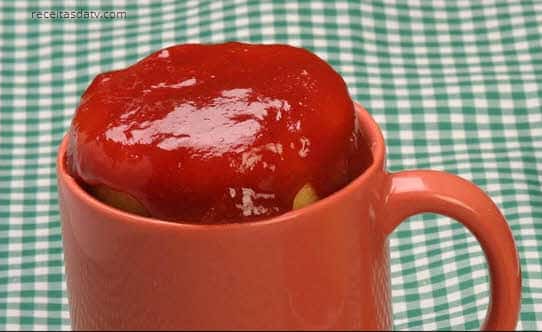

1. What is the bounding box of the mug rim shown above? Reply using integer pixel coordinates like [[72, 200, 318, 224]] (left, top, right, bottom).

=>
[[56, 102, 386, 230]]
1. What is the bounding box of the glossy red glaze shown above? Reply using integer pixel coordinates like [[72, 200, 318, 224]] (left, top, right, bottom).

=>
[[67, 42, 371, 223], [58, 104, 521, 330]]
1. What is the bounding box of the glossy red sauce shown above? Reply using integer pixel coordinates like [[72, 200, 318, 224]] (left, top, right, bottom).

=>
[[67, 42, 372, 223]]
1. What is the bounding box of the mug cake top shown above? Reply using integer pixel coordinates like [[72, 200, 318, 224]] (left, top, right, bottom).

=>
[[67, 42, 369, 223]]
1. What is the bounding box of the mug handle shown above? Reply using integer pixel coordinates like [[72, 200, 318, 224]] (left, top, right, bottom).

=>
[[379, 170, 521, 330]]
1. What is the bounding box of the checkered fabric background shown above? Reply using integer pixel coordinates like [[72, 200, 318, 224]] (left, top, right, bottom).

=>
[[0, 0, 541, 330]]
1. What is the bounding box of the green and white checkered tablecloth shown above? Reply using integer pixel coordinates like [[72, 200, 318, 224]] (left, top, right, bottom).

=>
[[0, 0, 541, 330]]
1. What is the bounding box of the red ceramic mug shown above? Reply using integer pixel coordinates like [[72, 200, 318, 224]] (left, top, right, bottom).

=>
[[57, 103, 521, 330]]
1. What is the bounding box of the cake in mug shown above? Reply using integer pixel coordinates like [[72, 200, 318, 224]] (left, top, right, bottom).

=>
[[66, 42, 372, 223]]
